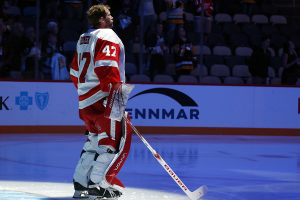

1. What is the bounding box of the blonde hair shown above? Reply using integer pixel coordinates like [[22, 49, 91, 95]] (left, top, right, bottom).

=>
[[87, 4, 110, 27]]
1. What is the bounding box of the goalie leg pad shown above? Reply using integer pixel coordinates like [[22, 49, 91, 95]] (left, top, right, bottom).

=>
[[73, 150, 95, 188], [90, 112, 132, 193], [90, 145, 116, 184], [73, 132, 100, 188]]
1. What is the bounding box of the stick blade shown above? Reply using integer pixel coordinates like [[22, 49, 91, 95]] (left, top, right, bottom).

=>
[[189, 185, 208, 200]]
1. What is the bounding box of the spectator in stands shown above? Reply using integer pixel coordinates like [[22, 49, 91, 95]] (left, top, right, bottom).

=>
[[173, 27, 197, 75], [165, 0, 185, 35], [146, 20, 167, 78], [281, 41, 300, 85], [193, 0, 213, 41], [41, 22, 59, 52], [0, 1, 12, 32], [47, 21, 59, 34], [10, 22, 24, 73], [44, 0, 60, 19], [0, 21, 13, 78], [40, 32, 67, 80], [63, 0, 84, 20], [138, 0, 155, 39], [113, 0, 137, 53], [241, 0, 256, 16], [248, 36, 271, 84], [20, 27, 40, 79]]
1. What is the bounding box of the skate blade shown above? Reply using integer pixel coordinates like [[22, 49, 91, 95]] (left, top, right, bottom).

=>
[[73, 190, 89, 198], [88, 196, 118, 200], [88, 196, 101, 200]]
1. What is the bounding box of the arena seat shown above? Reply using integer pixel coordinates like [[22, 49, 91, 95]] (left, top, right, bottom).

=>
[[23, 6, 36, 16], [261, 24, 279, 35], [225, 56, 246, 69], [215, 13, 232, 23], [153, 75, 174, 83], [130, 75, 151, 82], [242, 24, 260, 36], [246, 77, 252, 84], [233, 14, 250, 24], [210, 64, 230, 77], [125, 63, 137, 75], [230, 33, 249, 47], [6, 6, 21, 16], [190, 65, 208, 76], [166, 64, 176, 75], [268, 47, 275, 57], [280, 25, 297, 37], [270, 77, 281, 85], [278, 48, 283, 57], [63, 41, 77, 52], [270, 15, 287, 25], [235, 47, 253, 57], [268, 66, 276, 78], [232, 65, 251, 77], [252, 14, 268, 24], [223, 24, 241, 35], [159, 12, 167, 21], [278, 67, 284, 77], [213, 46, 231, 56], [224, 76, 244, 84], [204, 55, 224, 68], [178, 75, 198, 83], [194, 45, 211, 55], [201, 76, 221, 84]]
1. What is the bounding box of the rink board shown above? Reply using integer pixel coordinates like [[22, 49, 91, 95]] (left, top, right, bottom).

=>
[[0, 81, 299, 135]]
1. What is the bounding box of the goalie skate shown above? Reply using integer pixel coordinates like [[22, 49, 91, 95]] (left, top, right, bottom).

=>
[[73, 180, 89, 198], [88, 180, 122, 200]]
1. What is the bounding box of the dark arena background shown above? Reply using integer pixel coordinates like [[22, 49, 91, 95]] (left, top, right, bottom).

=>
[[0, 0, 300, 199]]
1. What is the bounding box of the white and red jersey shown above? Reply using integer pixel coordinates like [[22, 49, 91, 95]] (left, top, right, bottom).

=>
[[193, 0, 213, 17], [70, 29, 125, 109]]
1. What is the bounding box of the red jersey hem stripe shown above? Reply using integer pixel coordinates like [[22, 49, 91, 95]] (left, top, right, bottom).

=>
[[79, 84, 102, 101]]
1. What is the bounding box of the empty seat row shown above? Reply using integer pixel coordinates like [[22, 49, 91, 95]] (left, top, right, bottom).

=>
[[215, 14, 287, 25], [126, 62, 283, 79], [207, 32, 289, 48], [158, 11, 286, 25], [212, 23, 298, 38], [6, 6, 34, 16], [129, 74, 300, 85]]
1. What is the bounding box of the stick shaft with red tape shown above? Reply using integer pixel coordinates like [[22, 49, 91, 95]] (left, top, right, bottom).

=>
[[122, 115, 208, 200]]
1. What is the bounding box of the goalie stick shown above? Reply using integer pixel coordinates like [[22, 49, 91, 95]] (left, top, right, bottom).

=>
[[122, 115, 208, 200]]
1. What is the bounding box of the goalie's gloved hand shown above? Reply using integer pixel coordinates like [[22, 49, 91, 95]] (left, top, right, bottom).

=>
[[175, 1, 182, 8]]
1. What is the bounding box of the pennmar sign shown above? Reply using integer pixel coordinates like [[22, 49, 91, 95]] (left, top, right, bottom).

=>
[[0, 81, 299, 129]]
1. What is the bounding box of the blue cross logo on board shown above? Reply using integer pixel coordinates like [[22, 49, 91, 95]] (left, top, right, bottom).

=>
[[15, 92, 33, 110]]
